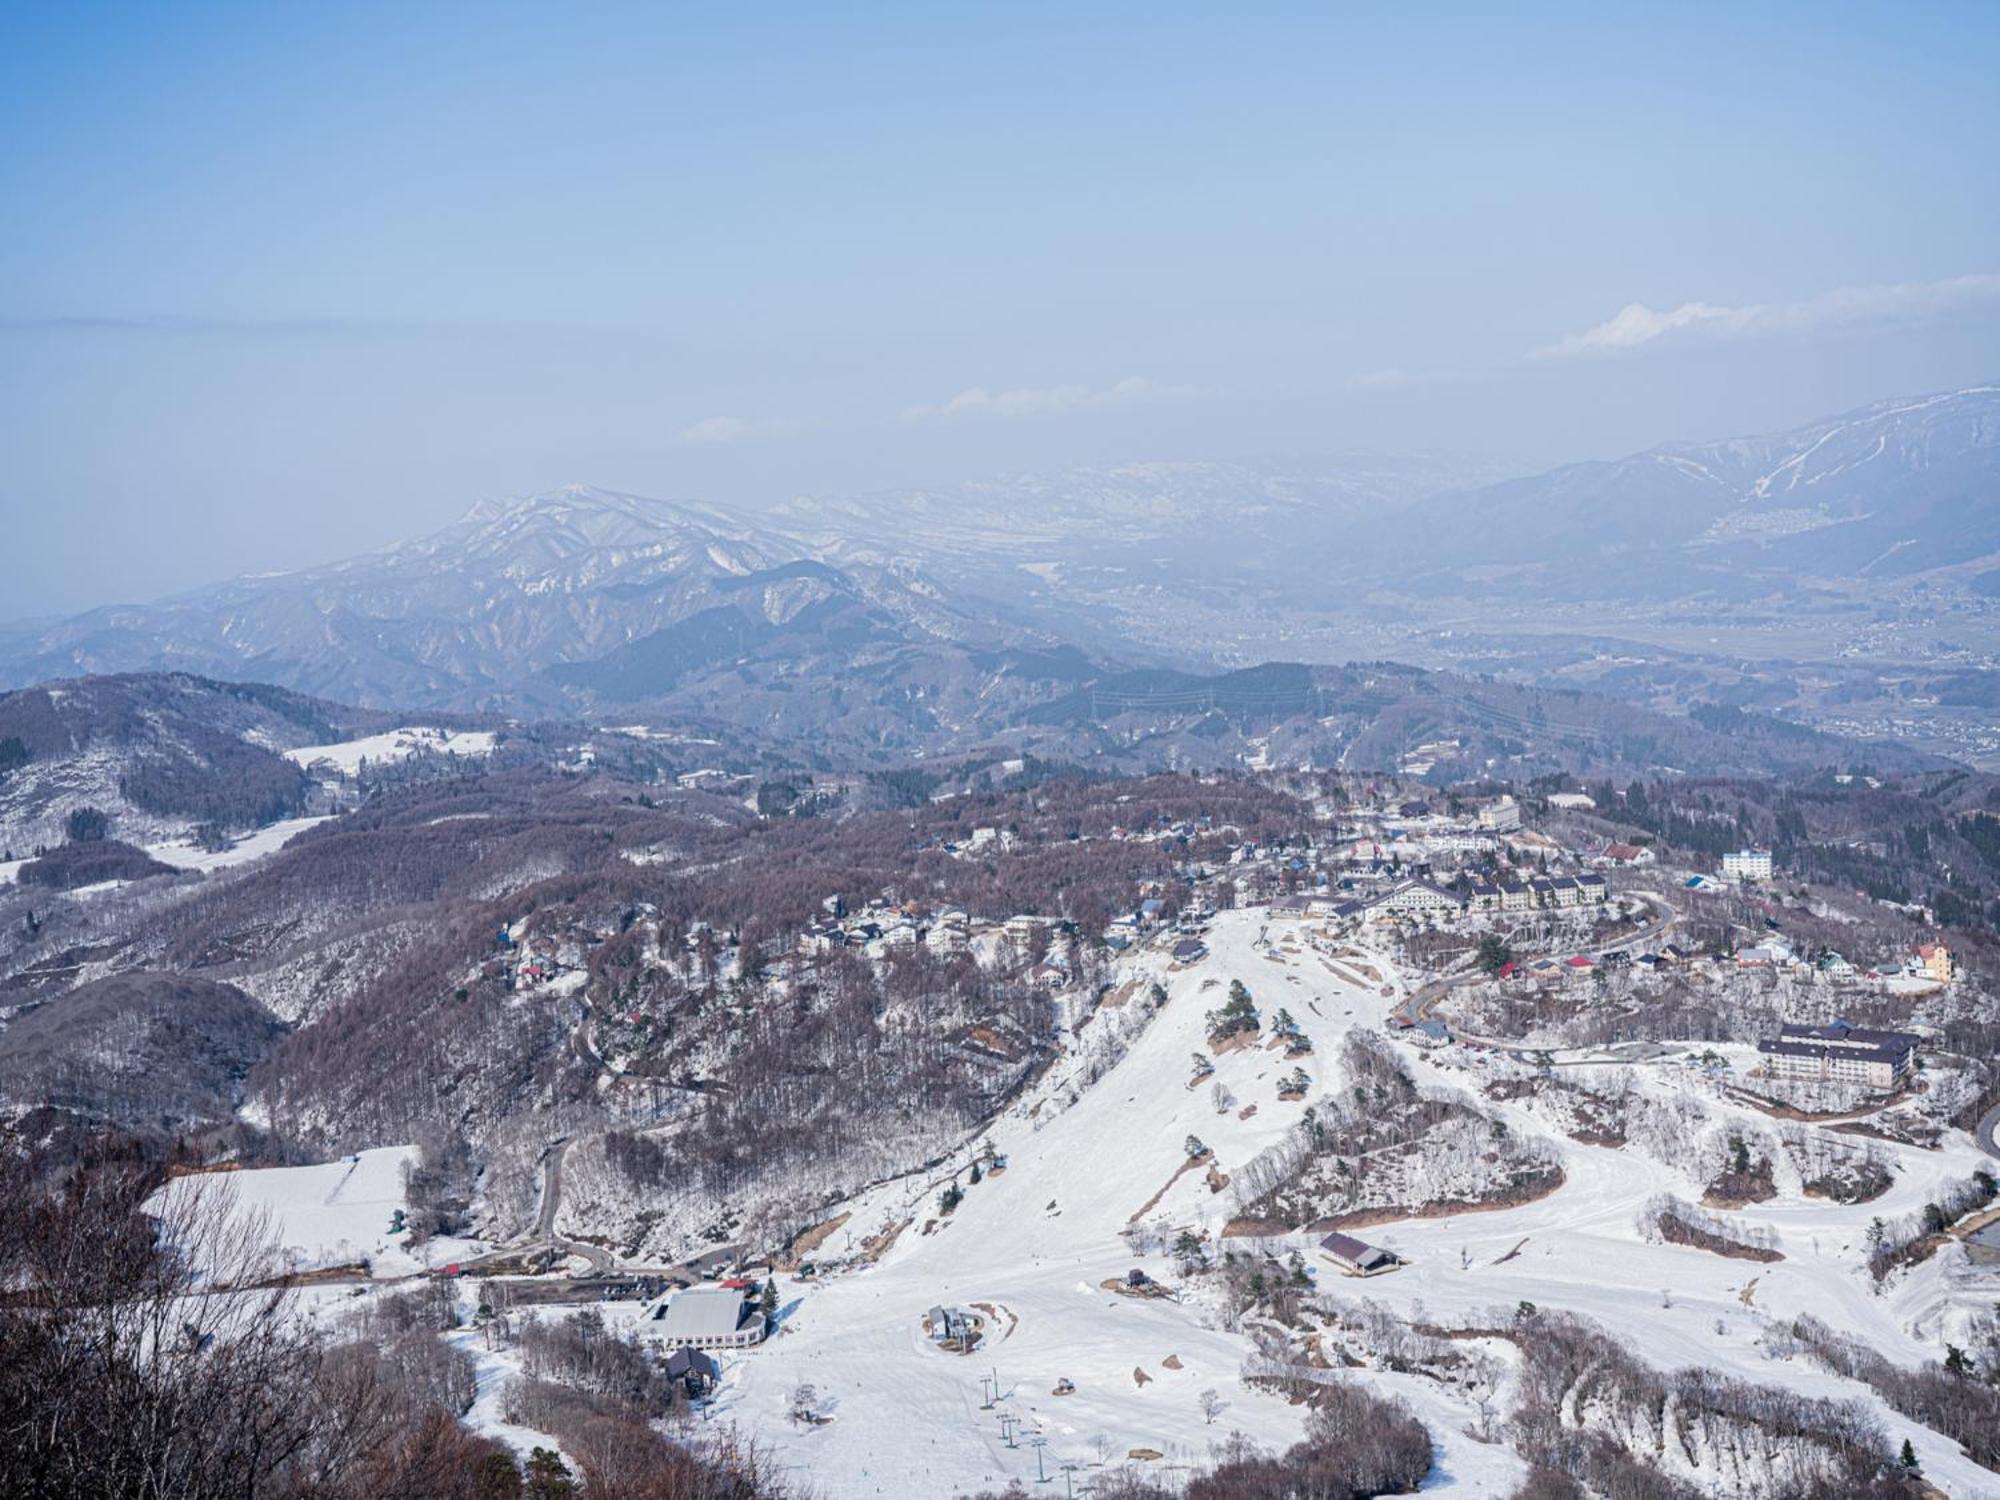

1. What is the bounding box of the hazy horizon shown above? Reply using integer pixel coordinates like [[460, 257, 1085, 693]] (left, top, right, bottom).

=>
[[6, 2, 2000, 617]]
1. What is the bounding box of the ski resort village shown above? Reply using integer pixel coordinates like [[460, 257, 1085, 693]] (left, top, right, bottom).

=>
[[58, 760, 2000, 1500]]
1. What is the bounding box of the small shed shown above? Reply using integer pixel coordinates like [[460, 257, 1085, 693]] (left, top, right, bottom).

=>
[[1319, 1231, 1400, 1276]]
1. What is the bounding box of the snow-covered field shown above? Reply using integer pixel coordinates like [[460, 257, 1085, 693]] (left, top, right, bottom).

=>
[[151, 1146, 481, 1281], [145, 815, 334, 872], [684, 908, 2000, 1498], [284, 726, 496, 776]]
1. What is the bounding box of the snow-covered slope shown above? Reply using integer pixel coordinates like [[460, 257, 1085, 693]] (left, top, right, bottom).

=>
[[283, 726, 496, 776], [696, 913, 1489, 1493], [149, 1146, 480, 1280], [688, 907, 2000, 1497]]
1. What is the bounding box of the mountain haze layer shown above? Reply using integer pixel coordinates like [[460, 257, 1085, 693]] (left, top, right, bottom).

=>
[[1, 386, 1995, 768]]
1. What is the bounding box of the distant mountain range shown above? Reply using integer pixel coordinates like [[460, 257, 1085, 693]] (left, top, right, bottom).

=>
[[1390, 384, 2000, 597], [0, 486, 1064, 716], [1, 385, 1993, 768]]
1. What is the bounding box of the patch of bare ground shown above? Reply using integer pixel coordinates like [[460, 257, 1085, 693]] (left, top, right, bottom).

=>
[[1129, 1151, 1212, 1223], [1658, 1216, 1783, 1263], [1103, 1277, 1172, 1301], [1802, 1169, 1891, 1206], [919, 1309, 986, 1355], [1208, 1027, 1261, 1057], [969, 1301, 1017, 1340], [1570, 1128, 1627, 1148], [1099, 978, 1141, 1009], [1701, 1163, 1778, 1210], [1312, 1167, 1567, 1232], [1204, 1162, 1230, 1193], [1220, 1215, 1291, 1239], [1237, 1103, 1258, 1120], [859, 1217, 910, 1262], [778, 1212, 850, 1269], [1831, 1117, 1942, 1149], [1161, 1354, 1183, 1370], [964, 1024, 1025, 1061], [1494, 1238, 1529, 1265]]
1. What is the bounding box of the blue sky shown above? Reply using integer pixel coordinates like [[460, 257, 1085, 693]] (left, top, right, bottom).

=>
[[4, 1, 1999, 614]]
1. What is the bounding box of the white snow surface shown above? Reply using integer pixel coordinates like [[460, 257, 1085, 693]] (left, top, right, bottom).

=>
[[704, 912, 1529, 1496], [149, 1146, 479, 1280], [689, 908, 2000, 1498], [145, 815, 333, 872], [284, 727, 496, 776]]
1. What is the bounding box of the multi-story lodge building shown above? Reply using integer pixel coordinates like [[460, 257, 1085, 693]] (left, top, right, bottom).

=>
[[1756, 1020, 1918, 1091], [1723, 848, 1774, 882]]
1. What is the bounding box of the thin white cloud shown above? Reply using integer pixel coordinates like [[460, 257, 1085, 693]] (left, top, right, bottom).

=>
[[902, 375, 1197, 423], [673, 414, 809, 445], [1541, 272, 2000, 358]]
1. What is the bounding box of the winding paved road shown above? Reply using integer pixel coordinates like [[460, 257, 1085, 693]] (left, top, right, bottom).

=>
[[1976, 1101, 2000, 1162], [533, 1136, 615, 1272]]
